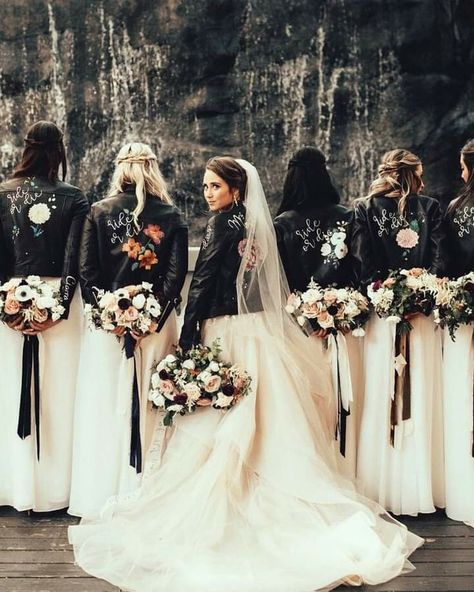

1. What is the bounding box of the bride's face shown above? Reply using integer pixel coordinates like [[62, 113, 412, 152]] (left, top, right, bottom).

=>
[[203, 169, 235, 212]]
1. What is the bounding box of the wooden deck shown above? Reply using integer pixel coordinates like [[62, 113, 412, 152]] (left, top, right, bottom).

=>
[[0, 507, 472, 591]]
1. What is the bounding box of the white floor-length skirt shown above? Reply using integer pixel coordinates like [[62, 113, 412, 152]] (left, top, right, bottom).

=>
[[70, 313, 422, 592], [357, 315, 445, 515], [68, 313, 178, 518], [442, 323, 474, 526], [0, 287, 83, 512]]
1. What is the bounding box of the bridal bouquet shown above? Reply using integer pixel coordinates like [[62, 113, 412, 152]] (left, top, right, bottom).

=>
[[148, 340, 252, 426], [0, 276, 65, 325], [85, 282, 162, 335], [367, 268, 438, 334], [434, 272, 474, 340], [285, 280, 370, 336]]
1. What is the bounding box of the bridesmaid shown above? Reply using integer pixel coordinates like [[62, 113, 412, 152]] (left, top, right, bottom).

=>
[[0, 120, 89, 511], [274, 146, 361, 478], [443, 138, 474, 526], [69, 143, 188, 518], [353, 148, 447, 515]]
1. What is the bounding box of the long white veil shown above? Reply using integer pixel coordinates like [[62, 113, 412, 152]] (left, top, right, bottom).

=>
[[235, 159, 334, 426]]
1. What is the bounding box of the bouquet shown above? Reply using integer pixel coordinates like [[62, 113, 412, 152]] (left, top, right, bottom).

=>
[[367, 268, 438, 334], [285, 280, 370, 337], [148, 340, 252, 426], [0, 275, 65, 325], [434, 272, 474, 340], [85, 281, 162, 335]]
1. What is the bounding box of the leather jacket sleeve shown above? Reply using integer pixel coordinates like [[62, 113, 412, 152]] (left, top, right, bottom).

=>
[[351, 201, 377, 287], [79, 209, 102, 305], [179, 216, 226, 351], [0, 220, 8, 284], [156, 224, 189, 332], [60, 190, 90, 316], [428, 199, 448, 276]]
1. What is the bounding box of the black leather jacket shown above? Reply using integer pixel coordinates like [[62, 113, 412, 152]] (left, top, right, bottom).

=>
[[179, 203, 246, 350], [352, 193, 448, 286], [79, 189, 188, 322], [274, 204, 355, 291], [0, 176, 89, 315], [444, 196, 474, 278]]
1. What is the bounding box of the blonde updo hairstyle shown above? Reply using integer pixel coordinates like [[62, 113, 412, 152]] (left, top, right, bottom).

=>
[[109, 143, 172, 227], [367, 149, 423, 215]]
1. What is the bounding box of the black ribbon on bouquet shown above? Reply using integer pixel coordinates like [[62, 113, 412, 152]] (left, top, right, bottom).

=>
[[390, 330, 411, 447], [123, 332, 142, 474], [334, 336, 350, 457], [17, 335, 41, 460]]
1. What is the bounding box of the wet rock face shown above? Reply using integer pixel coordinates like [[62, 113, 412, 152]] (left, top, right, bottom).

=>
[[0, 0, 473, 242]]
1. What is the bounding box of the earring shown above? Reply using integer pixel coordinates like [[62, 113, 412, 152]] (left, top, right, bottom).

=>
[[233, 192, 239, 206]]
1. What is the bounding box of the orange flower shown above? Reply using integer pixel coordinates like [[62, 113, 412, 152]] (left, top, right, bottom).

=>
[[138, 249, 158, 270], [144, 224, 165, 245], [122, 238, 141, 260]]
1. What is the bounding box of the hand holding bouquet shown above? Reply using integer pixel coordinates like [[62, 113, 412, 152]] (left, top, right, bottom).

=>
[[85, 281, 162, 336], [148, 340, 252, 426], [285, 280, 370, 337], [0, 276, 65, 327]]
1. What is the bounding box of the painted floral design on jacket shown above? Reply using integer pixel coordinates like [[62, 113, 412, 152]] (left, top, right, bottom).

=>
[[122, 223, 164, 271], [320, 221, 349, 265]]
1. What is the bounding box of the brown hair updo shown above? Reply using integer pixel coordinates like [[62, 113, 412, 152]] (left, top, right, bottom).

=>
[[366, 149, 423, 216]]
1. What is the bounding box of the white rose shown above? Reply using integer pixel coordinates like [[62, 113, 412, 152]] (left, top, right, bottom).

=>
[[214, 392, 233, 408], [386, 315, 401, 324], [28, 203, 51, 224], [301, 288, 323, 304], [285, 304, 296, 314], [183, 383, 202, 401], [208, 361, 220, 373], [165, 354, 177, 364], [103, 322, 115, 331], [36, 296, 56, 310], [141, 282, 153, 291], [182, 359, 195, 370], [39, 284, 54, 298], [26, 275, 42, 287], [352, 327, 365, 337], [99, 292, 117, 309], [132, 294, 146, 310], [343, 301, 359, 318], [151, 373, 161, 388], [330, 231, 346, 245], [198, 371, 211, 382], [52, 312, 61, 321], [320, 242, 332, 256]]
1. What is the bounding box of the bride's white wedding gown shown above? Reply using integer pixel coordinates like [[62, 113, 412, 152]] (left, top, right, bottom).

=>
[[69, 312, 422, 592]]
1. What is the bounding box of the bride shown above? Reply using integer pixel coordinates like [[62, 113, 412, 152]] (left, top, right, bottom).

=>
[[69, 157, 422, 592]]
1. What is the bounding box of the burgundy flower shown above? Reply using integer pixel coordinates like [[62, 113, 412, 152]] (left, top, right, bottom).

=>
[[117, 297, 132, 311], [373, 280, 383, 291], [222, 384, 235, 397], [159, 369, 169, 380], [174, 394, 188, 405]]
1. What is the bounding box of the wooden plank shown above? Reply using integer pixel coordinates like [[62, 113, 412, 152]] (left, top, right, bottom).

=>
[[354, 575, 474, 591], [0, 564, 86, 576], [0, 550, 74, 563], [412, 548, 474, 562], [423, 537, 474, 550], [0, 538, 70, 551], [0, 577, 119, 591], [0, 527, 70, 539], [0, 516, 78, 527], [403, 524, 474, 537], [406, 561, 474, 576]]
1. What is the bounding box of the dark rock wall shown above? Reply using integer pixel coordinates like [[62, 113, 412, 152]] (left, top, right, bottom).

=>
[[1, 0, 473, 242]]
